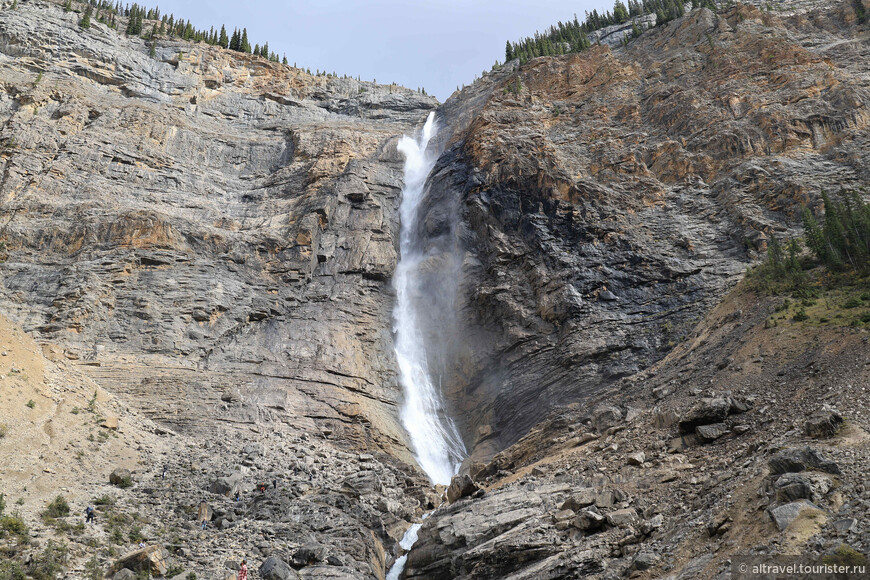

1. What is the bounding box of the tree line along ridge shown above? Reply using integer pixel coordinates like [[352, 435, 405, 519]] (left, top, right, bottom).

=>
[[504, 0, 717, 64]]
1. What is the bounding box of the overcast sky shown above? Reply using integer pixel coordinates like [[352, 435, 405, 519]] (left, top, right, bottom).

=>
[[151, 0, 602, 101]]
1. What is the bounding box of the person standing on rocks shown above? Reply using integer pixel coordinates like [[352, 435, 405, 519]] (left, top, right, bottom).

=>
[[85, 506, 95, 523], [237, 559, 248, 580]]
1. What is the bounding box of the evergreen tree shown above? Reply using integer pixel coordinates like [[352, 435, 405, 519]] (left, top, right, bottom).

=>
[[614, 0, 630, 23], [282, 54, 287, 64], [229, 28, 240, 50], [505, 41, 514, 62], [240, 28, 251, 53], [219, 25, 228, 48], [80, 5, 92, 28]]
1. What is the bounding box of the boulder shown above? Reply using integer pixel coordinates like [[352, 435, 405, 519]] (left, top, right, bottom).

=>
[[641, 514, 664, 535], [101, 415, 119, 430], [109, 468, 132, 486], [592, 405, 623, 434], [109, 545, 170, 577], [652, 406, 680, 428], [678, 397, 730, 434], [774, 473, 832, 503], [553, 509, 575, 522], [727, 395, 751, 414], [259, 556, 300, 580], [292, 543, 329, 568], [632, 551, 658, 571], [627, 451, 645, 466], [113, 570, 136, 580], [768, 500, 825, 532], [209, 473, 244, 496], [607, 508, 640, 527], [446, 474, 479, 504], [832, 518, 857, 533], [242, 443, 263, 457], [573, 508, 607, 531], [768, 447, 841, 476], [594, 490, 614, 509], [804, 406, 843, 439], [696, 422, 729, 442], [561, 488, 596, 511]]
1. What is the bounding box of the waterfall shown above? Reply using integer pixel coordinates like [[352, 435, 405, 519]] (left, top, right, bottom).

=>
[[385, 522, 423, 580], [393, 111, 467, 486]]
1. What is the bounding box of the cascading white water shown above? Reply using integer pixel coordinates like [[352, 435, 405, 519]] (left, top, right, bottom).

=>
[[385, 522, 423, 580], [393, 111, 467, 486]]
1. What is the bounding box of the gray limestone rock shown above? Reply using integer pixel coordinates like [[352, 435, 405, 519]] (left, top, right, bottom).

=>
[[696, 422, 730, 442], [774, 472, 832, 503], [592, 405, 624, 434], [804, 406, 844, 439], [607, 508, 640, 528], [768, 500, 825, 532], [259, 556, 300, 580], [679, 397, 731, 434], [768, 447, 841, 476]]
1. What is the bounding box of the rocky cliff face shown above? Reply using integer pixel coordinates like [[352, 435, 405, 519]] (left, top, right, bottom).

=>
[[1, 0, 870, 578], [0, 0, 438, 463], [419, 0, 870, 462]]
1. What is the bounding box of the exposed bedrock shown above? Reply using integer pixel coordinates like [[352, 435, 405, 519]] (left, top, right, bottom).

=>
[[0, 0, 439, 463], [418, 1, 870, 463]]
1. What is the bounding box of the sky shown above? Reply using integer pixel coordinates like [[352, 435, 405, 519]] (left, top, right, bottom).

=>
[[150, 0, 602, 101]]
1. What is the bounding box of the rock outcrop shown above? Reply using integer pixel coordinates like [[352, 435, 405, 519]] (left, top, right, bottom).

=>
[[0, 0, 437, 464], [416, 0, 870, 462]]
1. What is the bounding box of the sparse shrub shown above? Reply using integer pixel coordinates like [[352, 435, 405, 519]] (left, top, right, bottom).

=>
[[43, 496, 70, 519], [0, 424, 6, 438], [793, 308, 809, 322], [0, 493, 5, 515], [822, 544, 867, 567], [109, 527, 125, 545], [25, 400, 35, 409], [71, 407, 80, 415], [0, 560, 26, 580], [27, 540, 67, 580], [128, 525, 144, 543], [84, 554, 102, 580], [93, 495, 115, 506], [844, 297, 861, 309], [0, 513, 29, 543]]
